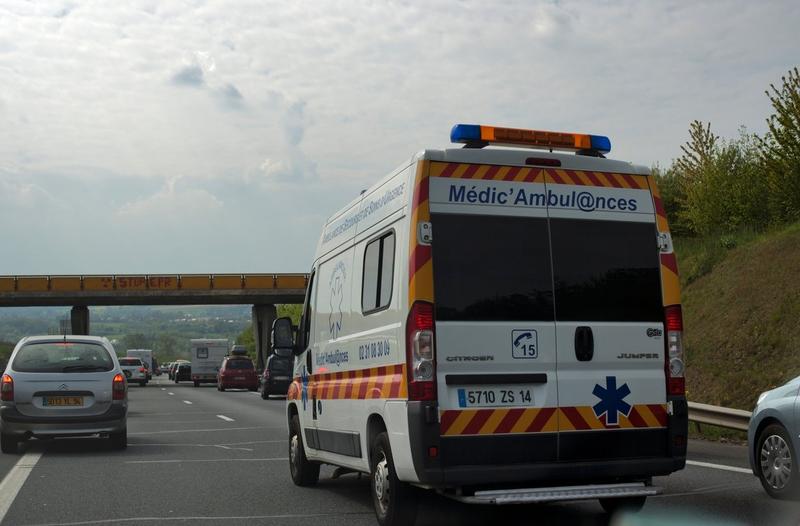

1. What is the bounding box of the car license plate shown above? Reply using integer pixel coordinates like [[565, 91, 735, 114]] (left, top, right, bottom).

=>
[[275, 376, 289, 381], [43, 396, 83, 407], [235, 377, 245, 381], [457, 388, 534, 408]]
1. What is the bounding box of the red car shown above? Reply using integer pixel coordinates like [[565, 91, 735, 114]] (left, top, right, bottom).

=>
[[217, 356, 258, 391]]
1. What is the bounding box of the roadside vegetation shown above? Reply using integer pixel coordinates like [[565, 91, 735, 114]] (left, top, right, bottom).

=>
[[657, 67, 800, 415]]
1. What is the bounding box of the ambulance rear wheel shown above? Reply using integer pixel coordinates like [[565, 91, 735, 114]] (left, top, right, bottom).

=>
[[599, 496, 646, 514], [370, 432, 418, 526], [289, 415, 319, 486]]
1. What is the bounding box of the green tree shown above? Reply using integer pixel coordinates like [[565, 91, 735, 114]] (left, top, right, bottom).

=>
[[758, 66, 800, 222]]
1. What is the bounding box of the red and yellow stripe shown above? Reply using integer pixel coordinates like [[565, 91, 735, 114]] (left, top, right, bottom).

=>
[[409, 161, 434, 305], [647, 178, 681, 306], [440, 404, 668, 436], [428, 162, 649, 190], [287, 365, 408, 401]]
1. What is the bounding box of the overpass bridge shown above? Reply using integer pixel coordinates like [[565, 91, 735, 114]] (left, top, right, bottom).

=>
[[0, 273, 309, 369]]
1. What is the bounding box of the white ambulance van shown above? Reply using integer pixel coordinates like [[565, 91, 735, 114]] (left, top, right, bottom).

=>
[[278, 124, 688, 526]]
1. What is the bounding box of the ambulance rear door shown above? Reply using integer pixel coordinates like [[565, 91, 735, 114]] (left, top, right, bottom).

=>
[[428, 162, 559, 468], [545, 171, 669, 462]]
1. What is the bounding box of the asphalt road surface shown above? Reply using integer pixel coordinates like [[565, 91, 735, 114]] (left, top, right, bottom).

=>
[[0, 376, 798, 526]]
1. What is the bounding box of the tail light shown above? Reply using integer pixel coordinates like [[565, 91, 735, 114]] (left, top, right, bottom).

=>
[[264, 370, 271, 380], [406, 301, 436, 401], [1, 374, 13, 402], [664, 305, 685, 396], [112, 373, 126, 400], [139, 367, 146, 373]]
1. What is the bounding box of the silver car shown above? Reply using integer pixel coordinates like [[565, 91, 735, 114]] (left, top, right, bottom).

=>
[[0, 335, 128, 454], [118, 357, 148, 387], [749, 376, 800, 499]]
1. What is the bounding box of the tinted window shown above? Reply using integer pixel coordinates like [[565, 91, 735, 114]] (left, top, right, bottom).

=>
[[550, 219, 662, 321], [362, 232, 396, 313], [226, 359, 254, 370], [12, 342, 114, 373], [119, 358, 142, 366], [269, 358, 291, 373], [432, 214, 554, 321]]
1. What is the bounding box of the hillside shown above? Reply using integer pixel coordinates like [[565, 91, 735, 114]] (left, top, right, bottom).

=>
[[681, 222, 800, 410]]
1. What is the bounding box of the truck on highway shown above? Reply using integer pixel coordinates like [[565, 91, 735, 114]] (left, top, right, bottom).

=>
[[190, 339, 228, 388], [126, 349, 154, 383]]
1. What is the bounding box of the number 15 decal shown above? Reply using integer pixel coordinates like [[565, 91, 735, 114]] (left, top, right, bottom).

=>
[[512, 329, 538, 359]]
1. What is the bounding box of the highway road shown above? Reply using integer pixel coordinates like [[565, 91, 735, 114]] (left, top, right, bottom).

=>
[[0, 377, 798, 526]]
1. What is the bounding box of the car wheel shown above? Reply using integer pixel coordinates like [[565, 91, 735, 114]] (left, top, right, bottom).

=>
[[757, 423, 800, 499], [219, 384, 225, 392], [370, 431, 418, 526], [599, 496, 646, 514], [0, 433, 17, 455], [193, 381, 199, 388], [260, 384, 268, 399], [289, 415, 319, 486], [110, 428, 127, 450], [139, 381, 146, 387]]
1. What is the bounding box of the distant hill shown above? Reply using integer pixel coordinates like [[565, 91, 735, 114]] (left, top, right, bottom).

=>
[[681, 222, 800, 409]]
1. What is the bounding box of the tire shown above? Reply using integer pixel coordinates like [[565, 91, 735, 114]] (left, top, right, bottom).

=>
[[756, 423, 800, 499], [193, 381, 199, 388], [219, 384, 225, 392], [110, 428, 127, 450], [370, 431, 418, 526], [289, 415, 319, 486], [260, 384, 268, 400], [599, 496, 646, 514], [139, 381, 146, 387], [0, 433, 17, 455]]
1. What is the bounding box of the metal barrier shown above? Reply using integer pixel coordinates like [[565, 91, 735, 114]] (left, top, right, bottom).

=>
[[687, 401, 752, 431]]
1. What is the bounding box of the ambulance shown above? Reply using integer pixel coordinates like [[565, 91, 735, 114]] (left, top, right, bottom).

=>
[[278, 124, 688, 526]]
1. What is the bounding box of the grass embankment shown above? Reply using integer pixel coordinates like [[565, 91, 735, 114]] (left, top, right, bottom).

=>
[[677, 222, 800, 412]]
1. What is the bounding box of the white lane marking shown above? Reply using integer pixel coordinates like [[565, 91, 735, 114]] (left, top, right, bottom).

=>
[[0, 451, 43, 523], [21, 511, 371, 525], [129, 426, 278, 436], [213, 445, 253, 452], [216, 415, 234, 422], [161, 388, 166, 391], [168, 392, 175, 396], [128, 440, 283, 447], [686, 459, 753, 475], [125, 457, 288, 464], [182, 400, 193, 405]]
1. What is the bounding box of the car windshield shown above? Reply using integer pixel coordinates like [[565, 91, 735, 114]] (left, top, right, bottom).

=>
[[119, 358, 142, 366], [226, 359, 254, 370], [12, 342, 114, 373], [269, 359, 291, 373]]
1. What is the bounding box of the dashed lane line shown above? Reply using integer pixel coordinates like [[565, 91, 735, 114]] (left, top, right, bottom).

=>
[[20, 511, 372, 526], [183, 400, 193, 405], [216, 415, 235, 422], [686, 459, 752, 475], [0, 451, 43, 524], [168, 392, 175, 396], [129, 426, 280, 436]]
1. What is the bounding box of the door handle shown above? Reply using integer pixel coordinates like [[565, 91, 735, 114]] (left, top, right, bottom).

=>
[[574, 326, 594, 361]]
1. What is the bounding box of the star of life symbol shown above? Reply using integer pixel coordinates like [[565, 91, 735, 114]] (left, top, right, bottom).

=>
[[328, 261, 346, 339], [300, 366, 309, 411], [592, 376, 631, 426]]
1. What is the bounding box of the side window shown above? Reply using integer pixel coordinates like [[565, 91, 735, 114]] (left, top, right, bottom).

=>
[[362, 231, 396, 314]]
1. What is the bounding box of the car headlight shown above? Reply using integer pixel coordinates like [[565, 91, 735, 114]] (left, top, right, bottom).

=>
[[757, 391, 769, 406]]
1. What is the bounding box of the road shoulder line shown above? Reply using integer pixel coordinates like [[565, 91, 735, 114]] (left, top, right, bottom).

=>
[[686, 459, 753, 475], [0, 451, 43, 523]]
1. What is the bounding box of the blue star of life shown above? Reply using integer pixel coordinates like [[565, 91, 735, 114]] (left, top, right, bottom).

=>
[[592, 376, 631, 426]]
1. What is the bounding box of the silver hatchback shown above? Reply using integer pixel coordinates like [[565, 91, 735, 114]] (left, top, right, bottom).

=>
[[0, 335, 128, 454]]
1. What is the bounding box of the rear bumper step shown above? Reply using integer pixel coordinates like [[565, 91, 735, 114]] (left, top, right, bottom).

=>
[[443, 482, 661, 505]]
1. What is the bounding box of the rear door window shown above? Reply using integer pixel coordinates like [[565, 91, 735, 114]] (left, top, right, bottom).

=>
[[12, 342, 114, 373], [226, 359, 254, 370], [432, 213, 554, 321], [549, 219, 662, 321], [269, 358, 291, 373], [119, 358, 142, 366]]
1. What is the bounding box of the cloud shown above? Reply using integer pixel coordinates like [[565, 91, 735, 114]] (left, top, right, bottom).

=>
[[117, 177, 223, 219], [171, 64, 205, 87]]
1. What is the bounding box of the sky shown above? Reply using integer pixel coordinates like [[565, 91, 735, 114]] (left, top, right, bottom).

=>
[[1, 0, 798, 275]]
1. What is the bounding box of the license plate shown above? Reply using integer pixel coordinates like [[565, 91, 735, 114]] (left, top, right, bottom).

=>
[[275, 376, 289, 381], [235, 377, 245, 381], [43, 396, 83, 407], [457, 388, 534, 408]]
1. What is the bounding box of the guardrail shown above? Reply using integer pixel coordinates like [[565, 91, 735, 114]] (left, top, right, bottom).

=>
[[687, 401, 752, 431]]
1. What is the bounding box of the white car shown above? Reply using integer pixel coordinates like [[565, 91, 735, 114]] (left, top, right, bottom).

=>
[[0, 335, 128, 454], [118, 357, 148, 386]]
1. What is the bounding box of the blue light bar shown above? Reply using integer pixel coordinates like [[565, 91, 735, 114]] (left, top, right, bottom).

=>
[[449, 123, 611, 154]]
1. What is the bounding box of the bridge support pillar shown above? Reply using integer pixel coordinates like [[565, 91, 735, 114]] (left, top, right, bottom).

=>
[[252, 304, 276, 371], [70, 306, 90, 335]]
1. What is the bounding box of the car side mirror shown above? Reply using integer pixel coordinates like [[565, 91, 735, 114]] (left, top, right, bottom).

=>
[[272, 317, 295, 351]]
